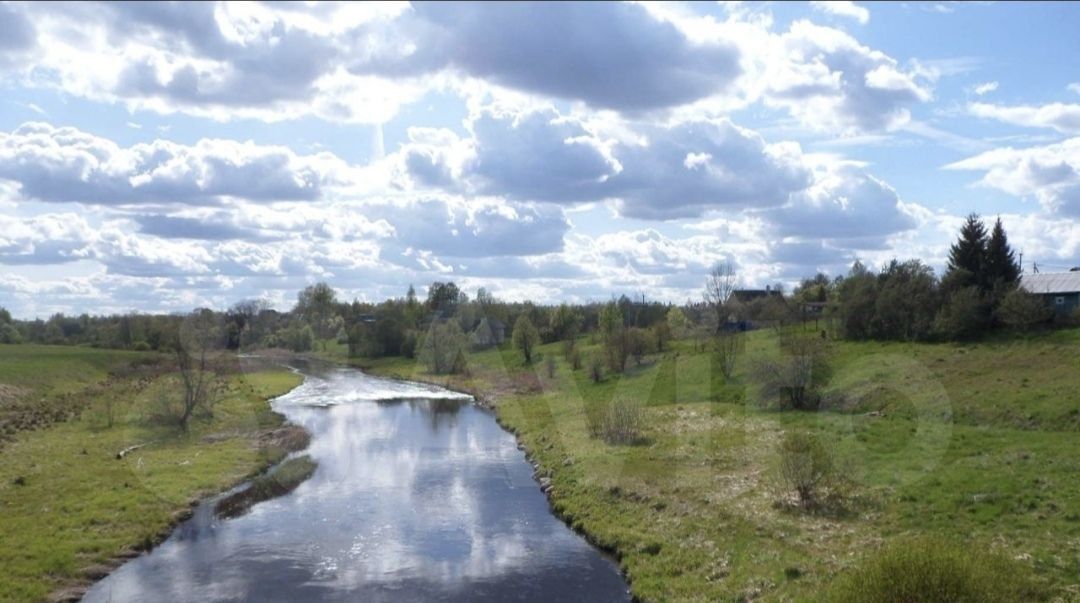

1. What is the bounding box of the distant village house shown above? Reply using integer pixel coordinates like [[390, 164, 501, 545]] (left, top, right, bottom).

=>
[[1020, 271, 1080, 318], [471, 317, 507, 349]]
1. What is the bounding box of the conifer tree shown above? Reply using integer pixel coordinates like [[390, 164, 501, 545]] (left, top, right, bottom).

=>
[[984, 217, 1020, 287], [946, 213, 988, 290]]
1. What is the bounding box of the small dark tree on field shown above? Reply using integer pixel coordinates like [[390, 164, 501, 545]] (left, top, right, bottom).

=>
[[777, 431, 834, 508], [714, 330, 744, 380], [589, 354, 604, 383], [561, 336, 576, 362], [627, 327, 649, 366], [997, 288, 1051, 333], [97, 395, 118, 429], [599, 302, 628, 373], [752, 335, 831, 410], [512, 314, 540, 364], [653, 320, 671, 352], [570, 348, 583, 371], [154, 310, 225, 431]]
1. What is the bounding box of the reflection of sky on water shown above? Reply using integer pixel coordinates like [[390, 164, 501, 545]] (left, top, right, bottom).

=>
[[83, 369, 629, 602]]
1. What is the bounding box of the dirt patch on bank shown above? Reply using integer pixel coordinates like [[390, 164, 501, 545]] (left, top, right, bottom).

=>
[[0, 383, 31, 405], [260, 423, 311, 452]]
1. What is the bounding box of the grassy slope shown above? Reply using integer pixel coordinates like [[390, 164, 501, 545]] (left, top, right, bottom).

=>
[[0, 345, 147, 392], [0, 345, 303, 603], [0, 345, 156, 441], [355, 329, 1080, 602]]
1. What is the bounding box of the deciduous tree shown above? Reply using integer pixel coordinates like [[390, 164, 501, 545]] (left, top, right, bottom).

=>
[[512, 314, 540, 364]]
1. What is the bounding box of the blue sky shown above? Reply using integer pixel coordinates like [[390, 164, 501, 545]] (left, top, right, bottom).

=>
[[1, 1, 1079, 318]]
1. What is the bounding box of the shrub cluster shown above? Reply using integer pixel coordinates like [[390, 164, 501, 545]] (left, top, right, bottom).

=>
[[828, 537, 1047, 603]]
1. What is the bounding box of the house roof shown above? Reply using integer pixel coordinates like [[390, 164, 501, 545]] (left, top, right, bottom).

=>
[[731, 289, 782, 302], [1020, 272, 1080, 294]]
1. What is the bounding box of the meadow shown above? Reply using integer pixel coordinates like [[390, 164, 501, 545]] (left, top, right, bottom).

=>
[[354, 328, 1080, 602], [4, 329, 1078, 602], [0, 345, 303, 602]]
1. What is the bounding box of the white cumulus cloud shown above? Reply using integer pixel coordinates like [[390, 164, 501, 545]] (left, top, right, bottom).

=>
[[969, 101, 1080, 134], [810, 1, 870, 25], [946, 137, 1080, 215]]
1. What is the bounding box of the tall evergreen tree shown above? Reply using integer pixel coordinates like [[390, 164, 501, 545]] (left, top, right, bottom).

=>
[[946, 213, 988, 290], [984, 217, 1020, 287]]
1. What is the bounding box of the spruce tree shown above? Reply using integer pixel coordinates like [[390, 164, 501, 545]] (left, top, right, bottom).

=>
[[984, 217, 1020, 287], [946, 213, 988, 290]]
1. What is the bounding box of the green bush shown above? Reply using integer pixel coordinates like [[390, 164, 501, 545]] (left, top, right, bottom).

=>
[[418, 321, 469, 374], [0, 323, 23, 344], [777, 431, 834, 507], [751, 335, 831, 411], [570, 348, 582, 371], [584, 399, 645, 445], [512, 314, 539, 364], [934, 286, 988, 340], [997, 288, 1052, 332], [828, 537, 1047, 603], [589, 354, 604, 383]]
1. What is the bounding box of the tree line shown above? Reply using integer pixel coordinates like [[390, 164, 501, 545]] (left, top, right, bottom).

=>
[[815, 214, 1051, 342], [0, 214, 1059, 368]]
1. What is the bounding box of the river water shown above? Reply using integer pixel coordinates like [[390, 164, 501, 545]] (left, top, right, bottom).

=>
[[82, 363, 630, 602]]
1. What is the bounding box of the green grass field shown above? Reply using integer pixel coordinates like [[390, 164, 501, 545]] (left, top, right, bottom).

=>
[[0, 345, 303, 602], [356, 329, 1080, 602]]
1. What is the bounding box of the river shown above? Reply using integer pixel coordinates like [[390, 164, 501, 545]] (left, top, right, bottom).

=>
[[82, 362, 630, 602]]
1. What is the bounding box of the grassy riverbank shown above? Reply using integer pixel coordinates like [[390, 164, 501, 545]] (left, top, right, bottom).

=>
[[354, 329, 1080, 601], [0, 345, 303, 603]]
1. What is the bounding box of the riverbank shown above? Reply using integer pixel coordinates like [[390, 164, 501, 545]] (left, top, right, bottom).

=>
[[0, 345, 305, 603], [355, 331, 1079, 601], [82, 362, 630, 602]]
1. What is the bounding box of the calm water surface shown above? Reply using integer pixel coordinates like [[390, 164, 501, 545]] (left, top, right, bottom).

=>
[[82, 364, 629, 602]]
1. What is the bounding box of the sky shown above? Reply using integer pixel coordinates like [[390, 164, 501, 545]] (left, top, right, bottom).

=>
[[1, 1, 1080, 318]]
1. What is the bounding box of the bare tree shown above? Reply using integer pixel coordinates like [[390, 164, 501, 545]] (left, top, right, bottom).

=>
[[155, 310, 225, 431], [704, 261, 738, 332], [714, 330, 744, 380], [705, 261, 742, 380], [750, 334, 832, 411]]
